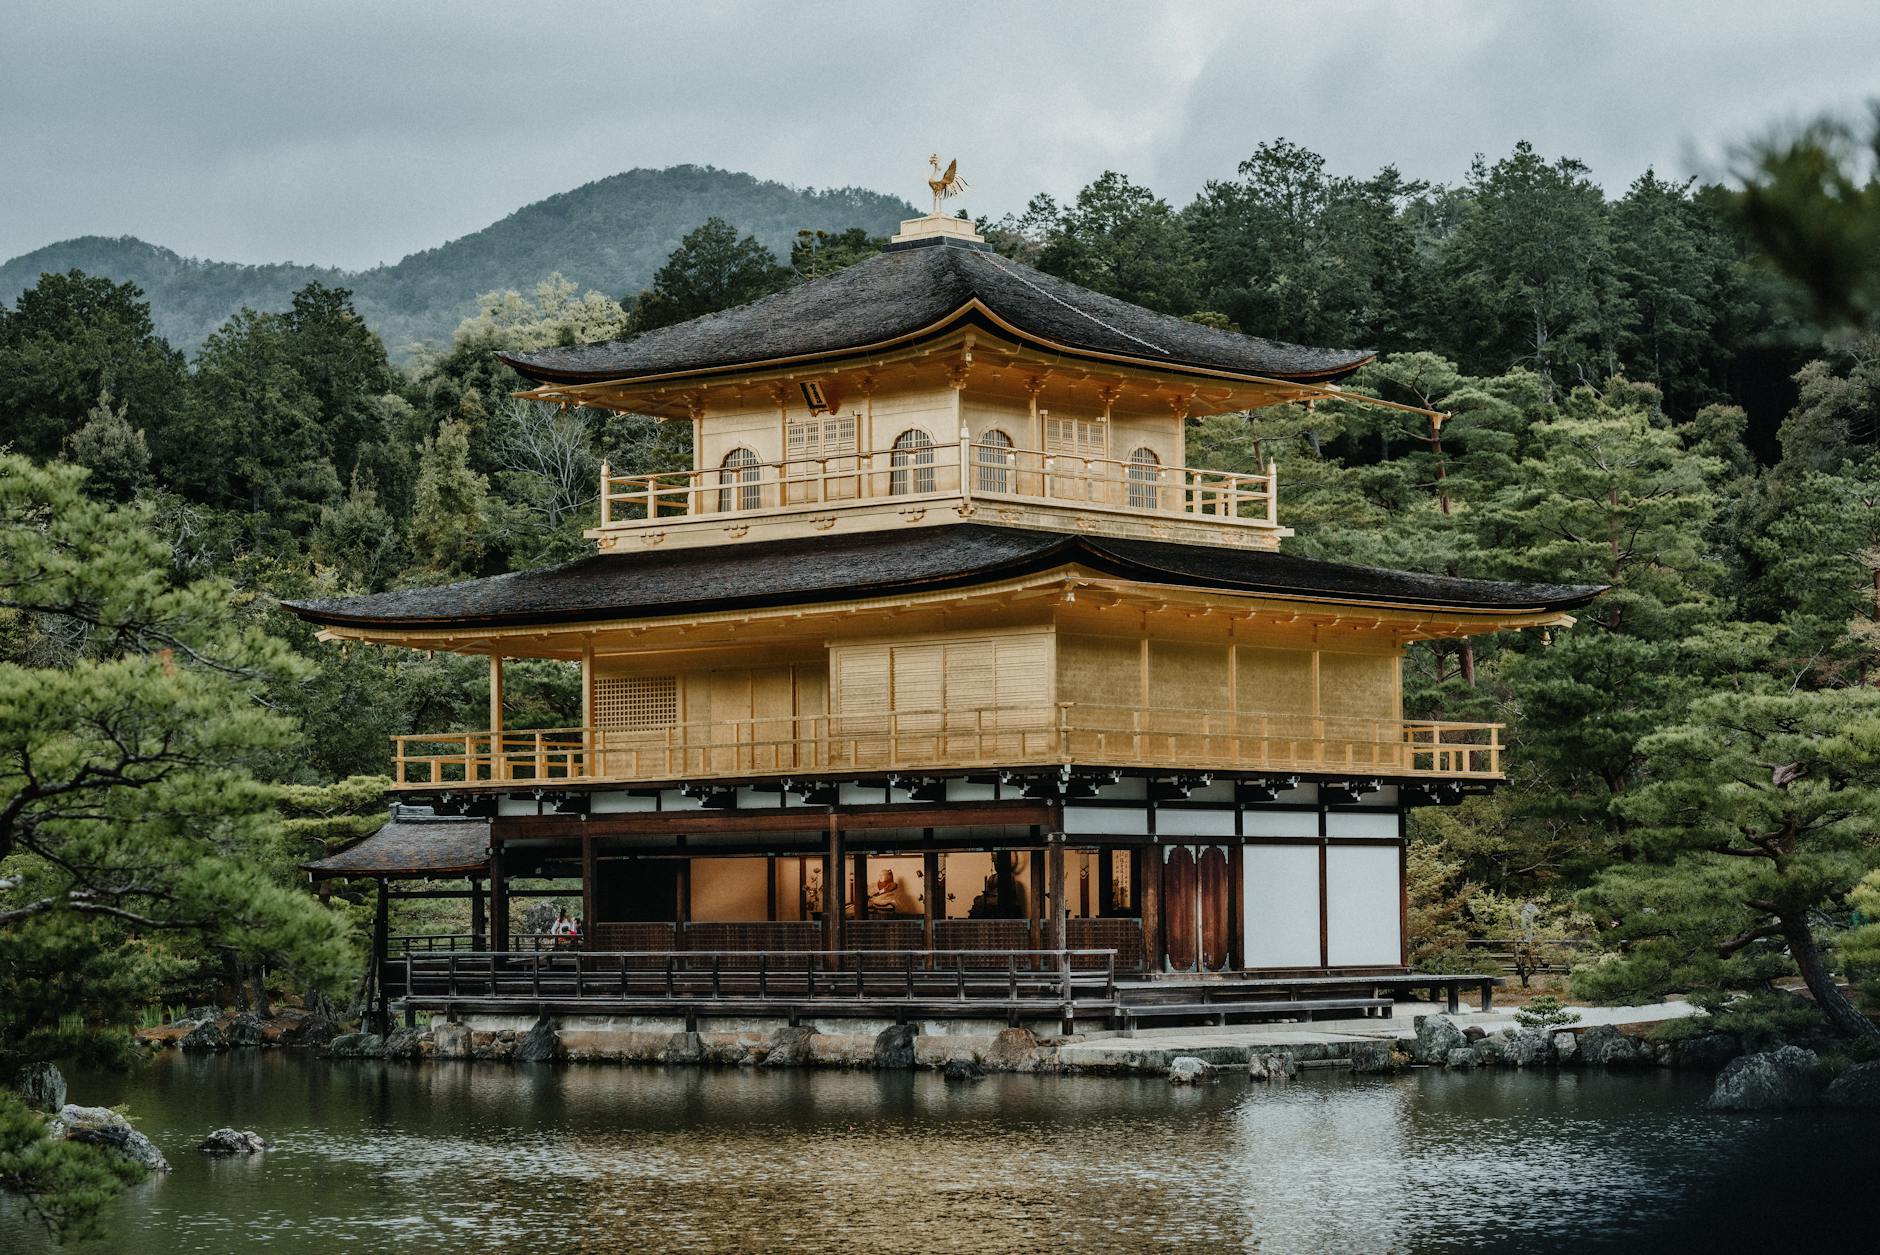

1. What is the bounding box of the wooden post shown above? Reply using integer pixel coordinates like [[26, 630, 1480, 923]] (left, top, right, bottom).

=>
[[922, 848, 940, 957], [1228, 842, 1245, 972], [825, 818, 844, 953], [580, 637, 596, 779], [1138, 846, 1160, 974], [1047, 837, 1067, 952], [852, 852, 868, 925], [766, 855, 779, 923], [470, 878, 487, 950], [1097, 848, 1115, 917], [371, 877, 390, 1034], [490, 839, 509, 951], [1029, 846, 1046, 958], [488, 651, 505, 782], [581, 833, 596, 949]]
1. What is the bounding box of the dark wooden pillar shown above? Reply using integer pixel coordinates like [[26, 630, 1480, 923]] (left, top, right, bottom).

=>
[[1138, 845, 1160, 975], [1029, 845, 1046, 954], [1097, 848, 1115, 917], [676, 856, 692, 931], [852, 851, 868, 924], [824, 818, 844, 952], [371, 877, 390, 1033], [1228, 842, 1244, 973], [1047, 839, 1067, 952], [766, 855, 779, 923], [581, 834, 596, 949], [922, 848, 940, 955], [489, 840, 510, 952], [470, 878, 487, 950]]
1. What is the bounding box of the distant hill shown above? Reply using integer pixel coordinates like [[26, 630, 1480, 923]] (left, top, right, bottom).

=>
[[0, 165, 917, 358]]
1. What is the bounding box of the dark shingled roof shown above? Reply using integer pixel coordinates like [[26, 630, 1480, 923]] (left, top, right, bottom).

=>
[[499, 236, 1373, 386], [304, 815, 490, 878], [284, 524, 1603, 630]]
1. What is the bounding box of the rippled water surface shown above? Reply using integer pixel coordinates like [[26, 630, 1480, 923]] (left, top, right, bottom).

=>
[[3, 1052, 1868, 1253]]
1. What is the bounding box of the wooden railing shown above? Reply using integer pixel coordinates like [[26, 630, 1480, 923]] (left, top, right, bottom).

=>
[[382, 947, 1120, 1008], [597, 433, 1278, 529], [391, 704, 1501, 786]]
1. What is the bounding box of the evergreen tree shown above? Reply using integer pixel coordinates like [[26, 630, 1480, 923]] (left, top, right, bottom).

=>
[[1579, 687, 1880, 1044], [0, 270, 186, 462], [1027, 172, 1198, 314], [623, 218, 791, 332], [408, 419, 497, 577], [61, 390, 151, 500]]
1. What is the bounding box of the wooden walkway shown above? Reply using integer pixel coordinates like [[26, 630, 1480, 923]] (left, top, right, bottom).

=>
[[382, 945, 1499, 1032]]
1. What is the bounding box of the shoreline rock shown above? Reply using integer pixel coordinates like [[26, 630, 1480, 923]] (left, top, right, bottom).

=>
[[58, 1104, 170, 1172], [12, 1061, 67, 1112], [199, 1127, 270, 1154], [1709, 1046, 1820, 1110]]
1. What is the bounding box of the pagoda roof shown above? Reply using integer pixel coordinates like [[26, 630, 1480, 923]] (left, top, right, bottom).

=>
[[498, 236, 1374, 387], [284, 524, 1603, 631], [303, 812, 490, 879]]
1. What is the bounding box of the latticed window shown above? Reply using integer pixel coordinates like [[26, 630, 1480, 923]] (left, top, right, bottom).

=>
[[592, 675, 678, 732], [1044, 416, 1107, 459], [1127, 447, 1162, 510], [717, 447, 761, 512], [889, 428, 935, 495], [786, 414, 857, 461], [975, 429, 1014, 494]]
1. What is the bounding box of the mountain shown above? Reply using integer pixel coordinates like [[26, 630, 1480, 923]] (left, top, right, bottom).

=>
[[0, 166, 917, 358]]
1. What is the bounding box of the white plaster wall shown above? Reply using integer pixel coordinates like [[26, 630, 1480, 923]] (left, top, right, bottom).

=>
[[1324, 844, 1402, 967], [1156, 808, 1236, 837], [1323, 812, 1399, 839], [1242, 845, 1321, 968], [1241, 810, 1319, 838]]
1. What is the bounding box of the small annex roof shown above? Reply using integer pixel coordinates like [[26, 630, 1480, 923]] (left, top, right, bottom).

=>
[[283, 524, 1604, 631], [497, 236, 1374, 388], [303, 811, 490, 879]]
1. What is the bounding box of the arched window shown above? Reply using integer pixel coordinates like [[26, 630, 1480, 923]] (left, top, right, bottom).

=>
[[889, 428, 935, 496], [1126, 447, 1161, 510], [717, 447, 761, 512], [975, 429, 1014, 494]]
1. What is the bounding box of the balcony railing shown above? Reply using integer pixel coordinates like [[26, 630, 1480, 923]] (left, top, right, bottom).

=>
[[390, 704, 1501, 787], [597, 433, 1278, 530]]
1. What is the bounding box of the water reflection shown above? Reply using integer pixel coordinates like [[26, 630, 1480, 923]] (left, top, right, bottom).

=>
[[2, 1053, 1867, 1254]]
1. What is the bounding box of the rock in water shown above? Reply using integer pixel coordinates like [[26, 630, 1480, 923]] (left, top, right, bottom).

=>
[[1410, 1015, 1466, 1064], [982, 1028, 1041, 1072], [872, 1023, 917, 1069], [224, 1014, 265, 1048], [514, 1017, 562, 1063], [431, 1022, 473, 1060], [1248, 1053, 1297, 1081], [1823, 1059, 1880, 1108], [58, 1105, 170, 1172], [1445, 1047, 1480, 1069], [12, 1062, 66, 1112], [1504, 1030, 1553, 1068], [180, 1021, 227, 1052], [942, 1058, 985, 1082], [1576, 1024, 1647, 1067], [1167, 1056, 1215, 1084], [1708, 1046, 1820, 1110], [1552, 1032, 1579, 1065], [199, 1128, 270, 1154], [381, 1027, 424, 1060], [322, 1032, 384, 1059], [761, 1025, 815, 1068]]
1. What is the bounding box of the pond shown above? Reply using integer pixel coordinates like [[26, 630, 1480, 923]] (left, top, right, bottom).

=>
[[3, 1052, 1868, 1253]]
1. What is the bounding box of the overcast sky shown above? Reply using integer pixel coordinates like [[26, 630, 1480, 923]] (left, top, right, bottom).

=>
[[4, 0, 1877, 270]]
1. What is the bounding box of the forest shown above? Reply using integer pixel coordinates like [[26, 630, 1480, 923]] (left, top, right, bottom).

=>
[[4, 125, 1880, 1225]]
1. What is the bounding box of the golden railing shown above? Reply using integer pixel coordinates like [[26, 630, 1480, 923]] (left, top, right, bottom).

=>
[[597, 434, 1278, 528], [390, 705, 1501, 786]]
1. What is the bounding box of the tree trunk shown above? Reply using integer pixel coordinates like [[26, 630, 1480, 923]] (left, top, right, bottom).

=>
[[250, 967, 271, 1020], [1780, 906, 1880, 1041], [1459, 638, 1477, 688]]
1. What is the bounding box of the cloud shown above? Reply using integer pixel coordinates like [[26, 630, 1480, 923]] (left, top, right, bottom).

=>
[[3, 1, 1878, 269]]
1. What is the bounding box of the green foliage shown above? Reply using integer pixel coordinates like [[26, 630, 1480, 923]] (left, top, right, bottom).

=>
[[1513, 995, 1581, 1031], [0, 270, 185, 462], [1020, 172, 1198, 314], [791, 227, 884, 281], [0, 1090, 143, 1241], [0, 455, 353, 1067], [61, 390, 150, 500], [623, 217, 792, 332], [1577, 687, 1880, 1040]]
